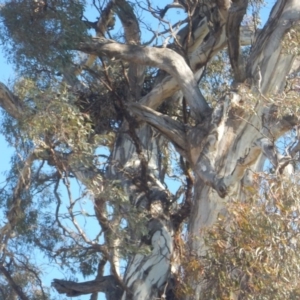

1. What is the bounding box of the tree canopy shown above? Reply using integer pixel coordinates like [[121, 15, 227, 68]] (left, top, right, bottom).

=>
[[0, 0, 300, 299]]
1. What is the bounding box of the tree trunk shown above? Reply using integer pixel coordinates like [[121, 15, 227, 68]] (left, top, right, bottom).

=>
[[104, 120, 176, 299], [119, 0, 300, 299], [188, 0, 300, 297], [0, 0, 300, 299]]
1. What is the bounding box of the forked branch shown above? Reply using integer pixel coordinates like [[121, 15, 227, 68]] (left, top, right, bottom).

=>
[[77, 38, 211, 120]]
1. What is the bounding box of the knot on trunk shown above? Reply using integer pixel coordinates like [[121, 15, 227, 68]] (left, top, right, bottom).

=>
[[213, 178, 227, 198]]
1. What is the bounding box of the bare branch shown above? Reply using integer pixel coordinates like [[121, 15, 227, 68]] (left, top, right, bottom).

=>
[[129, 103, 187, 151], [114, 0, 145, 100], [0, 82, 25, 119], [226, 0, 248, 82], [77, 39, 211, 119], [159, 2, 185, 18], [75, 0, 115, 76], [52, 277, 122, 298], [139, 26, 254, 110]]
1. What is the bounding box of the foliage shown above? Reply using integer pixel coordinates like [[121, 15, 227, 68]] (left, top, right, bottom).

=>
[[0, 0, 87, 73], [0, 0, 299, 299], [178, 174, 300, 299], [282, 23, 300, 56]]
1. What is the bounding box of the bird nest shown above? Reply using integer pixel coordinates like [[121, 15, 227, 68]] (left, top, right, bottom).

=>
[[76, 89, 123, 134]]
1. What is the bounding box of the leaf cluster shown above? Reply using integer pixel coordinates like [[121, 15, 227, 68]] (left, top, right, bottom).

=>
[[14, 78, 97, 158], [178, 175, 300, 299], [0, 0, 87, 73]]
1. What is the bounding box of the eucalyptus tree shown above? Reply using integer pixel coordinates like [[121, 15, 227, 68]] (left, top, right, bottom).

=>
[[0, 0, 300, 299]]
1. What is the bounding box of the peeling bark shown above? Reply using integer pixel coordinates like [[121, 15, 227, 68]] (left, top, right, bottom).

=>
[[247, 0, 299, 94], [121, 218, 174, 300], [104, 116, 176, 299]]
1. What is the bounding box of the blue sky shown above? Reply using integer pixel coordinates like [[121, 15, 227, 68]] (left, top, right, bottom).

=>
[[0, 1, 275, 299]]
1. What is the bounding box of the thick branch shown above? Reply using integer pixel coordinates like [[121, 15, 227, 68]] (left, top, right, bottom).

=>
[[115, 0, 140, 44], [75, 1, 115, 75], [267, 110, 299, 139], [223, 144, 261, 188], [246, 0, 300, 94], [159, 2, 185, 18], [226, 0, 248, 82], [176, 14, 209, 54], [77, 39, 211, 119], [0, 82, 25, 119], [257, 136, 293, 175], [52, 277, 121, 298], [129, 103, 187, 151], [139, 26, 255, 110], [115, 0, 145, 100], [124, 22, 253, 115], [97, 1, 115, 37]]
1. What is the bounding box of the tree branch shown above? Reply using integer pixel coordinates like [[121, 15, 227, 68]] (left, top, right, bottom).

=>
[[0, 265, 29, 300], [159, 2, 185, 18], [246, 0, 300, 94], [223, 143, 261, 189], [139, 25, 255, 110], [114, 0, 145, 101], [176, 13, 209, 54], [77, 38, 211, 120], [254, 137, 278, 168], [75, 0, 115, 76], [195, 154, 228, 198], [52, 277, 122, 298], [0, 82, 25, 119], [0, 152, 38, 250], [226, 0, 248, 82], [129, 103, 187, 151]]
